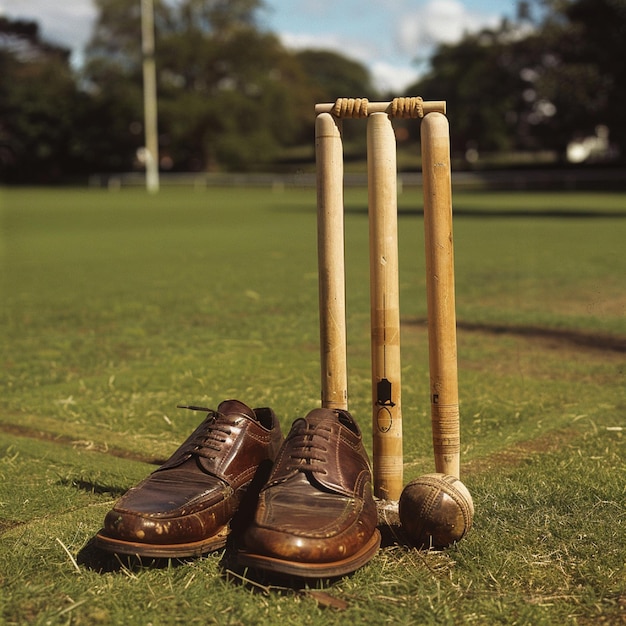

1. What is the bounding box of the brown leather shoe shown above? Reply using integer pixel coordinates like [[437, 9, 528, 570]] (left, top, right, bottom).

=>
[[95, 400, 283, 557], [238, 408, 381, 578]]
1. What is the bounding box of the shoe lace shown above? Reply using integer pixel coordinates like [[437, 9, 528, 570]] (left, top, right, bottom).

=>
[[285, 422, 332, 475], [177, 405, 241, 461]]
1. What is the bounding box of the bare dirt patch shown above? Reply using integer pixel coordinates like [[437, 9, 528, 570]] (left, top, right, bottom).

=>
[[461, 427, 582, 477], [0, 422, 164, 466]]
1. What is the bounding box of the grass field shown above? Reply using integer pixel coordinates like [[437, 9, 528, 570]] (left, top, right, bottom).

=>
[[1, 186, 625, 625]]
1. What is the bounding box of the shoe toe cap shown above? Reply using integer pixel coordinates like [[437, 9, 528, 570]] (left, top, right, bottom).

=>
[[101, 478, 233, 545], [243, 516, 375, 564]]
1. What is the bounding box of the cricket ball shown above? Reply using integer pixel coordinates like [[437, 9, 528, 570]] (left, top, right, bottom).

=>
[[399, 473, 474, 549]]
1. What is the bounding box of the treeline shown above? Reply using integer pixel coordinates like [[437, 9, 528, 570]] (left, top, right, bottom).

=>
[[1, 0, 624, 183]]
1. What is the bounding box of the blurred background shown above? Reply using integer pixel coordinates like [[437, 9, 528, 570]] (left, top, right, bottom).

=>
[[0, 0, 624, 185]]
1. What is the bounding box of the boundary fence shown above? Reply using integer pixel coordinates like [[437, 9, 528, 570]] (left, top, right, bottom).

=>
[[89, 168, 626, 192]]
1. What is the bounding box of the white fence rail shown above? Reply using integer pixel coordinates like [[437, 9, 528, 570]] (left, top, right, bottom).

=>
[[89, 168, 626, 192]]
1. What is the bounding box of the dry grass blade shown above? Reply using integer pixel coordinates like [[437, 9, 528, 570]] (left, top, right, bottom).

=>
[[55, 537, 81, 574], [304, 590, 350, 610]]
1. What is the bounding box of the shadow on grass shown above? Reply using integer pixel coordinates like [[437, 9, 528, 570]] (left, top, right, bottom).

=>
[[73, 459, 411, 591], [219, 552, 348, 595], [77, 516, 404, 596], [406, 318, 626, 354], [77, 538, 194, 574], [58, 478, 128, 498], [75, 528, 354, 592]]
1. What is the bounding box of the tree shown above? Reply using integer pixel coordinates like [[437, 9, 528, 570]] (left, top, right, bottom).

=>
[[1, 3, 377, 180], [294, 50, 377, 103], [291, 49, 379, 149], [156, 16, 312, 170], [83, 0, 315, 171], [0, 17, 85, 182], [407, 22, 541, 157], [408, 0, 626, 162], [542, 0, 626, 150]]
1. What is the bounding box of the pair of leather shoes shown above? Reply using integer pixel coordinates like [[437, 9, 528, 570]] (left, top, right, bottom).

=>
[[95, 400, 381, 578]]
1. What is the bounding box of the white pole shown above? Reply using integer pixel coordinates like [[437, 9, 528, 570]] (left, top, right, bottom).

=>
[[141, 0, 159, 193]]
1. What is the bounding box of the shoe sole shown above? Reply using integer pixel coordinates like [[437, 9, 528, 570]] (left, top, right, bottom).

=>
[[94, 525, 229, 558], [237, 529, 381, 579]]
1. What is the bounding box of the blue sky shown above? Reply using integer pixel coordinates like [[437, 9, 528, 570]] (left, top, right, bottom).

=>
[[1, 0, 522, 91]]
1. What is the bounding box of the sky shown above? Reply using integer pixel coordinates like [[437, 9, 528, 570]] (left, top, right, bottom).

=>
[[0, 0, 523, 91]]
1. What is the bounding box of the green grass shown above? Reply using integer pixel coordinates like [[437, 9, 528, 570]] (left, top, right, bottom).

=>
[[1, 186, 625, 624]]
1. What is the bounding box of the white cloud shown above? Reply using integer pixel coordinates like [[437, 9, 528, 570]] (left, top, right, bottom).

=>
[[279, 30, 391, 86], [279, 31, 374, 65], [371, 61, 419, 93], [397, 0, 500, 54], [278, 31, 419, 93], [0, 0, 97, 63], [276, 1, 505, 92]]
